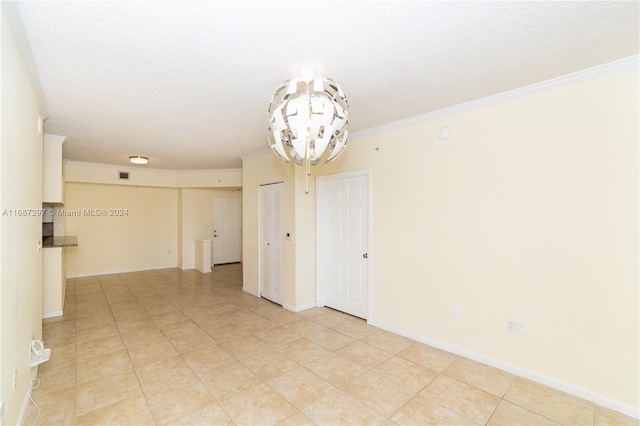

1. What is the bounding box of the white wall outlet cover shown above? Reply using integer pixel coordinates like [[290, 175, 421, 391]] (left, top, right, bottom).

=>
[[516, 321, 527, 336], [438, 127, 451, 140]]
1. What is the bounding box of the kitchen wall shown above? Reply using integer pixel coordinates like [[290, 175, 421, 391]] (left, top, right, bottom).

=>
[[242, 63, 639, 415], [0, 7, 45, 424], [64, 183, 179, 276]]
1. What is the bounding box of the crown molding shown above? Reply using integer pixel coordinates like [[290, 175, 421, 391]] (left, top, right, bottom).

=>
[[2, 1, 49, 118], [64, 160, 241, 174], [351, 55, 639, 139]]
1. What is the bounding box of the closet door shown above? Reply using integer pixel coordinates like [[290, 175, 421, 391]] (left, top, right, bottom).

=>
[[259, 183, 284, 305]]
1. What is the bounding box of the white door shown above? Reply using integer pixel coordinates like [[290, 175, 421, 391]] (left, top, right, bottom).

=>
[[259, 183, 284, 305], [317, 171, 370, 319], [213, 198, 242, 265]]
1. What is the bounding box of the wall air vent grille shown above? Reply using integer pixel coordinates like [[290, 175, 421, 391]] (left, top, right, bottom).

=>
[[119, 171, 129, 180]]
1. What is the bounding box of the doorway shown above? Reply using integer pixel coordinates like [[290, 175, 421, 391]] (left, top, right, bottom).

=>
[[316, 170, 371, 319], [258, 182, 284, 305], [212, 197, 242, 265]]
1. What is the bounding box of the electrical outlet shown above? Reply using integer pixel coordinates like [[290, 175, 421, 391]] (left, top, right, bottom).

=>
[[515, 321, 527, 336], [505, 319, 515, 332], [450, 308, 459, 320], [12, 371, 17, 391]]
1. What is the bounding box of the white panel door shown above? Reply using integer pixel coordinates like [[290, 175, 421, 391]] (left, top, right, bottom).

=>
[[259, 183, 284, 305], [318, 172, 369, 318], [212, 197, 242, 265]]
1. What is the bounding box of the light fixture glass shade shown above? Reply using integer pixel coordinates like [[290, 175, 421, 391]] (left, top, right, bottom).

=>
[[129, 155, 148, 165], [268, 73, 349, 167]]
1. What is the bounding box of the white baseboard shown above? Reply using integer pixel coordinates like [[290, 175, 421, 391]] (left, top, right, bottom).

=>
[[16, 366, 38, 426], [42, 310, 63, 319], [242, 287, 260, 298], [283, 302, 317, 312], [367, 319, 640, 420], [67, 264, 178, 278]]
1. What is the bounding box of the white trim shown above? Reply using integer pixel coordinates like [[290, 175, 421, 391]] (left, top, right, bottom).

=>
[[316, 169, 373, 319], [1, 2, 49, 118], [42, 310, 63, 319], [242, 287, 260, 298], [64, 160, 241, 174], [283, 302, 317, 313], [352, 55, 640, 140], [367, 319, 640, 420], [66, 265, 178, 278]]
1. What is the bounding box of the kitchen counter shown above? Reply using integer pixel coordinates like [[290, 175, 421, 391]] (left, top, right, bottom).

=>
[[43, 235, 78, 248]]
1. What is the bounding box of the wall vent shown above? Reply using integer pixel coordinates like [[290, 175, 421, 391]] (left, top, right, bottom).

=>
[[119, 171, 129, 180]]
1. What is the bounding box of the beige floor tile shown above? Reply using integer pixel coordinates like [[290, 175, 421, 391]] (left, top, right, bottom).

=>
[[268, 366, 337, 408], [302, 389, 386, 426], [160, 319, 202, 338], [75, 394, 155, 425], [277, 337, 332, 365], [372, 355, 438, 392], [276, 410, 316, 426], [120, 327, 166, 348], [398, 342, 457, 372], [33, 364, 76, 396], [241, 349, 300, 380], [182, 345, 236, 374], [282, 318, 328, 337], [595, 406, 639, 425], [306, 353, 367, 388], [76, 349, 133, 384], [420, 375, 501, 424], [504, 378, 595, 425], [260, 309, 301, 326], [198, 361, 262, 401], [308, 311, 351, 328], [343, 371, 416, 416], [39, 343, 76, 370], [336, 341, 392, 369], [253, 325, 303, 347], [111, 306, 152, 322], [221, 334, 270, 358], [75, 282, 103, 295], [204, 322, 250, 342], [361, 329, 414, 354], [306, 328, 357, 351], [107, 299, 142, 313], [145, 376, 215, 425], [115, 316, 157, 334], [75, 304, 111, 319], [168, 402, 233, 425], [75, 313, 115, 331], [169, 329, 217, 354], [75, 370, 142, 416], [151, 310, 189, 328], [25, 385, 77, 426], [135, 354, 195, 392], [127, 339, 178, 367], [390, 394, 476, 425], [219, 382, 297, 425], [76, 334, 124, 361], [444, 357, 515, 397], [145, 303, 179, 316], [75, 322, 120, 344], [331, 319, 379, 340], [488, 400, 560, 425]]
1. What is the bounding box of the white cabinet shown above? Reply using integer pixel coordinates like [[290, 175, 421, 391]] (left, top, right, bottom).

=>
[[43, 134, 66, 203]]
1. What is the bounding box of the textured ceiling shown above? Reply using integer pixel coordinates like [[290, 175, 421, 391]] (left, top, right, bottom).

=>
[[16, 1, 640, 170]]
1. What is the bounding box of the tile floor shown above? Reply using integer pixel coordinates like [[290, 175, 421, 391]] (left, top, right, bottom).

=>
[[27, 264, 636, 425]]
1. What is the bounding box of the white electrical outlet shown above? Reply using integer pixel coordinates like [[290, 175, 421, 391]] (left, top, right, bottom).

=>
[[515, 321, 527, 336], [450, 308, 459, 320], [505, 319, 516, 332]]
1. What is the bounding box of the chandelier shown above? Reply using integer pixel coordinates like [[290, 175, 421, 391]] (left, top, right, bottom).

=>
[[268, 67, 349, 193]]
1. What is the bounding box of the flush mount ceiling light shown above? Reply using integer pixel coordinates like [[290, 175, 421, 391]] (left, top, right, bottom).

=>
[[268, 66, 349, 193], [129, 155, 148, 165]]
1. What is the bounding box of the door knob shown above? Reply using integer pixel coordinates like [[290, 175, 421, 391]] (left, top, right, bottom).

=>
[[362, 253, 368, 259]]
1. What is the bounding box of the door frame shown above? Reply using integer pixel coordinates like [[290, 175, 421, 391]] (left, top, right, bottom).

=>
[[316, 168, 373, 319]]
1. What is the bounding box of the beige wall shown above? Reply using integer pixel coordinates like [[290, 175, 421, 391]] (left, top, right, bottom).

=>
[[64, 183, 179, 277], [243, 66, 639, 414], [179, 188, 242, 270], [0, 8, 45, 424]]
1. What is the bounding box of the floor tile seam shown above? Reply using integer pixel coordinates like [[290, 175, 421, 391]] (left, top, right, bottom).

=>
[[438, 369, 513, 400], [499, 393, 591, 426]]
